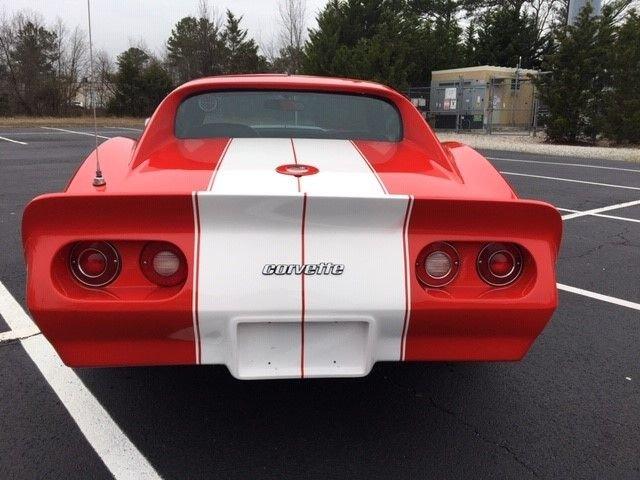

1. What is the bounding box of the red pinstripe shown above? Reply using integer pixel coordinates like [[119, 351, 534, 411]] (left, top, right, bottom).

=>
[[206, 138, 233, 191], [290, 138, 301, 193], [300, 193, 308, 378], [400, 196, 414, 360], [192, 193, 202, 363]]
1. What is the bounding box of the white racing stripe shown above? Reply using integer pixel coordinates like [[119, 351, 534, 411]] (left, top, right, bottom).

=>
[[208, 138, 298, 194], [294, 139, 387, 195], [196, 194, 304, 376], [303, 194, 410, 375], [200, 138, 302, 376], [297, 139, 408, 373], [196, 138, 411, 378], [0, 281, 160, 479]]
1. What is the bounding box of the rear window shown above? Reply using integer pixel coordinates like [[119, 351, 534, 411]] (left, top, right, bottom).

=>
[[175, 90, 402, 141]]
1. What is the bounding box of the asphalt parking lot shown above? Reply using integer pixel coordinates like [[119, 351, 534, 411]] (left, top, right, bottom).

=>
[[1, 127, 638, 480]]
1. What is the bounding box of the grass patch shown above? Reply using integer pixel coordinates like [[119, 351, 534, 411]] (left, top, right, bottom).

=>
[[0, 116, 145, 128]]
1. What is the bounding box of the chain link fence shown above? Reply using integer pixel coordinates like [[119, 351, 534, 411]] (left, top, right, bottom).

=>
[[406, 76, 544, 135]]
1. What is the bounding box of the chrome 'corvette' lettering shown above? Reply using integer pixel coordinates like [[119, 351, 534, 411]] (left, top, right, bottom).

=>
[[262, 263, 345, 276]]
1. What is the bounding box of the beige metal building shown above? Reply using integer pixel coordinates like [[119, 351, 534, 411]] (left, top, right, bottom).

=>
[[429, 65, 540, 130]]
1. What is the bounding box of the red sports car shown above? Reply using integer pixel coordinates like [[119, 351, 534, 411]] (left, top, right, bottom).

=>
[[22, 75, 562, 379]]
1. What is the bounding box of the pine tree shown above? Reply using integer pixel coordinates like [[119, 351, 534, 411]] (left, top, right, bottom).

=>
[[166, 16, 225, 83], [8, 21, 59, 114], [141, 59, 174, 114], [302, 0, 343, 77], [221, 11, 267, 74], [603, 11, 640, 144], [462, 21, 478, 66], [303, 0, 420, 89], [471, 6, 541, 68], [108, 47, 173, 116], [535, 4, 615, 143]]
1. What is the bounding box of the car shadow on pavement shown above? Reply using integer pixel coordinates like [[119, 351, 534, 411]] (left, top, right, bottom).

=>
[[77, 362, 537, 480]]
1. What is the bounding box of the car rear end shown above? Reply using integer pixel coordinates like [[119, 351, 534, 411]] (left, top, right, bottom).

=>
[[21, 76, 562, 378]]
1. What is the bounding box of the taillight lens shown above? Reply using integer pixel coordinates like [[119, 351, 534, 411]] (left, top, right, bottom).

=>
[[69, 241, 120, 287], [416, 242, 460, 287], [477, 243, 523, 286], [140, 242, 187, 287], [78, 249, 107, 276]]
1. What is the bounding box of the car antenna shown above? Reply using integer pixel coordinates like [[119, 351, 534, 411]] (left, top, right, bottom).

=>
[[87, 0, 105, 187]]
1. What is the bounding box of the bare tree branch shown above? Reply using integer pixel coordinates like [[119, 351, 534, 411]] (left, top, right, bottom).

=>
[[276, 0, 308, 73]]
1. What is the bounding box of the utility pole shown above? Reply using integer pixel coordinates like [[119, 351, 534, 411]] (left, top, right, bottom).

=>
[[485, 76, 494, 135], [511, 56, 521, 127]]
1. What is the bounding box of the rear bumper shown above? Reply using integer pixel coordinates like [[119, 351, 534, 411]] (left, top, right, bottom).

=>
[[29, 300, 556, 378], [23, 192, 561, 378]]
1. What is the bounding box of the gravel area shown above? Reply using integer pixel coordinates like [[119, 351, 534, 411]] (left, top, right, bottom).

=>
[[438, 132, 640, 163]]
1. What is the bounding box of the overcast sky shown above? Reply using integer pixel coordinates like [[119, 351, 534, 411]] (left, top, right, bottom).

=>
[[1, 0, 329, 59]]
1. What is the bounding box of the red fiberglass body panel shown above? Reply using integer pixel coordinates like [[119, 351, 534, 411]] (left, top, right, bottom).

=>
[[22, 75, 562, 373], [22, 194, 198, 365]]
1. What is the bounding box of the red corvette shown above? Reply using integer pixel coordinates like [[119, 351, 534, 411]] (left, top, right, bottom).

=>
[[22, 75, 562, 379]]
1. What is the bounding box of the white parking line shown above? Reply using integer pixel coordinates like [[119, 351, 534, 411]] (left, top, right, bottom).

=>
[[500, 171, 640, 191], [0, 325, 40, 342], [560, 200, 640, 221], [41, 126, 111, 140], [557, 207, 640, 224], [490, 157, 640, 173], [557, 283, 640, 311], [0, 135, 28, 145], [0, 281, 161, 480], [0, 131, 129, 135], [0, 132, 71, 135]]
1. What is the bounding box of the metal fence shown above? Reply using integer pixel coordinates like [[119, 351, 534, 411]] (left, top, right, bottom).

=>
[[406, 77, 543, 135]]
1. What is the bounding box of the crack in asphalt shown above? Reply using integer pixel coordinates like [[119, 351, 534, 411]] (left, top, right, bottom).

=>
[[0, 331, 42, 346], [562, 242, 606, 260], [383, 374, 539, 478], [561, 227, 637, 260], [610, 229, 640, 248], [425, 395, 539, 478]]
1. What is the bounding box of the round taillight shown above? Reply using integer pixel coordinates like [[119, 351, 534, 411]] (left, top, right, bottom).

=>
[[153, 251, 181, 277], [416, 242, 460, 287], [140, 242, 187, 287], [78, 249, 107, 277], [69, 241, 120, 287], [477, 243, 523, 286], [425, 251, 452, 278], [489, 251, 514, 277]]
